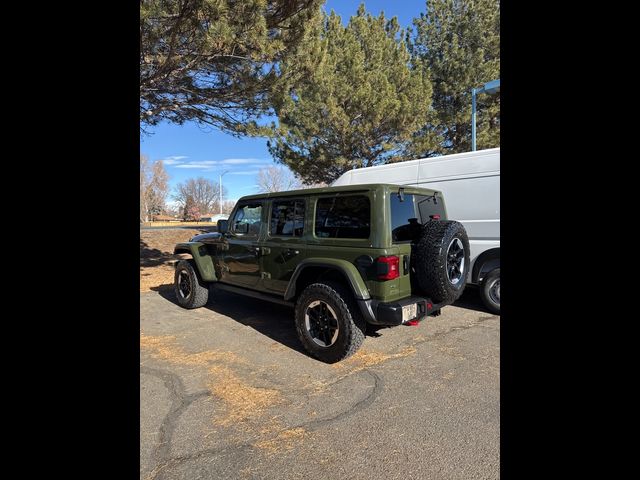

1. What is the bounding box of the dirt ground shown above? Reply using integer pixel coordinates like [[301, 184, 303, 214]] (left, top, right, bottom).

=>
[[140, 229, 203, 292]]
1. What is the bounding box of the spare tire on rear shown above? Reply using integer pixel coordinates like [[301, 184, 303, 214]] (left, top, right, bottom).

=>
[[412, 220, 470, 304]]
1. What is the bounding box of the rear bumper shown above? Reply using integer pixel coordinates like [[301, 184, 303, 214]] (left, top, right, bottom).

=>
[[358, 296, 442, 326]]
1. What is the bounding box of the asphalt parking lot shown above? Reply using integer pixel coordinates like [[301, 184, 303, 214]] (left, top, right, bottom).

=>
[[140, 287, 500, 480]]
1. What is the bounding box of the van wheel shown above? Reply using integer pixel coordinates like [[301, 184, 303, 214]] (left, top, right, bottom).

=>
[[294, 282, 366, 363], [412, 220, 470, 304], [480, 268, 500, 314], [174, 260, 209, 309]]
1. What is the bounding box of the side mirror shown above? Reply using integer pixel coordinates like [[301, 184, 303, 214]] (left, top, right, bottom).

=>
[[217, 219, 228, 234]]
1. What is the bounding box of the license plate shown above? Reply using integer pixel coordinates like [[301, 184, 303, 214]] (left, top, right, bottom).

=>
[[402, 303, 417, 322]]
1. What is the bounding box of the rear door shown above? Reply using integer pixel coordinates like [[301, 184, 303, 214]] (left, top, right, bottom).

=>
[[261, 197, 307, 294]]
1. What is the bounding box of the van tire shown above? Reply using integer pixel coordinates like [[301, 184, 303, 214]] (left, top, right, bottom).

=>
[[480, 268, 500, 314], [412, 220, 470, 304]]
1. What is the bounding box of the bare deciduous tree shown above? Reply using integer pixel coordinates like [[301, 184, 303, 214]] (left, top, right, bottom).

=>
[[174, 177, 227, 215], [148, 160, 170, 215], [299, 180, 328, 189], [141, 155, 171, 222], [140, 155, 151, 222], [256, 166, 302, 193], [221, 200, 236, 215]]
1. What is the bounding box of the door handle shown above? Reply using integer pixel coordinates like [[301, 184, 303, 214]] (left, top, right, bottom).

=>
[[250, 246, 271, 256], [286, 248, 300, 255]]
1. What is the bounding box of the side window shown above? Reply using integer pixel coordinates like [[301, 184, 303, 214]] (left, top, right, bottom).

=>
[[314, 195, 370, 239], [231, 202, 263, 236], [270, 199, 305, 237]]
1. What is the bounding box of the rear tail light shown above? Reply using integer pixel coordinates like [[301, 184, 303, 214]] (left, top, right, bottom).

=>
[[376, 255, 400, 280]]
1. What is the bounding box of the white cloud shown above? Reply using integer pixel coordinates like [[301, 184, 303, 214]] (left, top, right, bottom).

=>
[[168, 158, 271, 171], [174, 164, 215, 169], [162, 155, 188, 165]]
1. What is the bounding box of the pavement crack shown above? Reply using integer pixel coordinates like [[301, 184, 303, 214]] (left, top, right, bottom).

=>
[[302, 369, 382, 431], [141, 366, 210, 479], [411, 315, 498, 346]]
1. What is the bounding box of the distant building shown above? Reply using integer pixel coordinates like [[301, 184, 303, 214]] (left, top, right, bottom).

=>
[[199, 213, 228, 223]]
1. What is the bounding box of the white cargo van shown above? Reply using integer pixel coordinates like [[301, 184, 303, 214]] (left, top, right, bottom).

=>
[[332, 148, 500, 314]]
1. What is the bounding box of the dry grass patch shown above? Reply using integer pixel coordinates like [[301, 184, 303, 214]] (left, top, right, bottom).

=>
[[140, 334, 242, 367], [333, 345, 417, 372], [140, 228, 202, 292], [140, 264, 176, 292], [208, 364, 283, 426], [254, 427, 307, 454], [141, 334, 283, 428]]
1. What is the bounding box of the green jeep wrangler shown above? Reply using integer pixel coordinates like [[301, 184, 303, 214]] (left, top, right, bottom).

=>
[[173, 184, 469, 363]]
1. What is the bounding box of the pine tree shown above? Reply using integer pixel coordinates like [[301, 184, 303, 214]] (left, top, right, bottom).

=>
[[268, 5, 433, 184], [140, 0, 323, 135], [408, 0, 500, 155]]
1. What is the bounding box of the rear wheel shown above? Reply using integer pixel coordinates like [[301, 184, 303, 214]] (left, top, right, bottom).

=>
[[294, 282, 366, 363], [480, 268, 500, 314], [174, 259, 209, 309]]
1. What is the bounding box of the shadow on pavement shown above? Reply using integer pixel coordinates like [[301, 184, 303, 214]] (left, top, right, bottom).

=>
[[151, 282, 494, 355], [155, 286, 308, 355], [140, 238, 174, 268], [453, 286, 494, 314]]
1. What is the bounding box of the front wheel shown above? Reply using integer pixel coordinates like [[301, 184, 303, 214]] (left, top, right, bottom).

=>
[[294, 282, 366, 363], [480, 268, 500, 314], [174, 259, 209, 309]]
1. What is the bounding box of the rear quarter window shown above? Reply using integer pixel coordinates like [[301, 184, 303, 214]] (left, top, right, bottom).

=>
[[315, 195, 370, 239]]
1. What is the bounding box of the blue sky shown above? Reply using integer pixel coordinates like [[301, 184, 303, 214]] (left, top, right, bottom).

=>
[[140, 0, 427, 205]]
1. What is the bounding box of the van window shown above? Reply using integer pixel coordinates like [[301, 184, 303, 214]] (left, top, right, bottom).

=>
[[270, 199, 305, 236], [315, 196, 370, 239]]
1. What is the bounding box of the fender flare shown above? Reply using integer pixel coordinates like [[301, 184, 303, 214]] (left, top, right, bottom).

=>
[[284, 258, 370, 301], [173, 242, 217, 282]]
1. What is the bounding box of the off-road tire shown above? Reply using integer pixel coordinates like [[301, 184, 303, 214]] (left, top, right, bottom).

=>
[[412, 220, 470, 304], [294, 282, 366, 363], [480, 268, 500, 315], [174, 259, 209, 309]]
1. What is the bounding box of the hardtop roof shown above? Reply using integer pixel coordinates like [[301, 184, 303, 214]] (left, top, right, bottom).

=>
[[237, 183, 441, 202]]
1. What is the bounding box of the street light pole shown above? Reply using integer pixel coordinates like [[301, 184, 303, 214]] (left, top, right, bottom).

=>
[[471, 79, 500, 151], [472, 87, 477, 151], [219, 170, 229, 215]]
